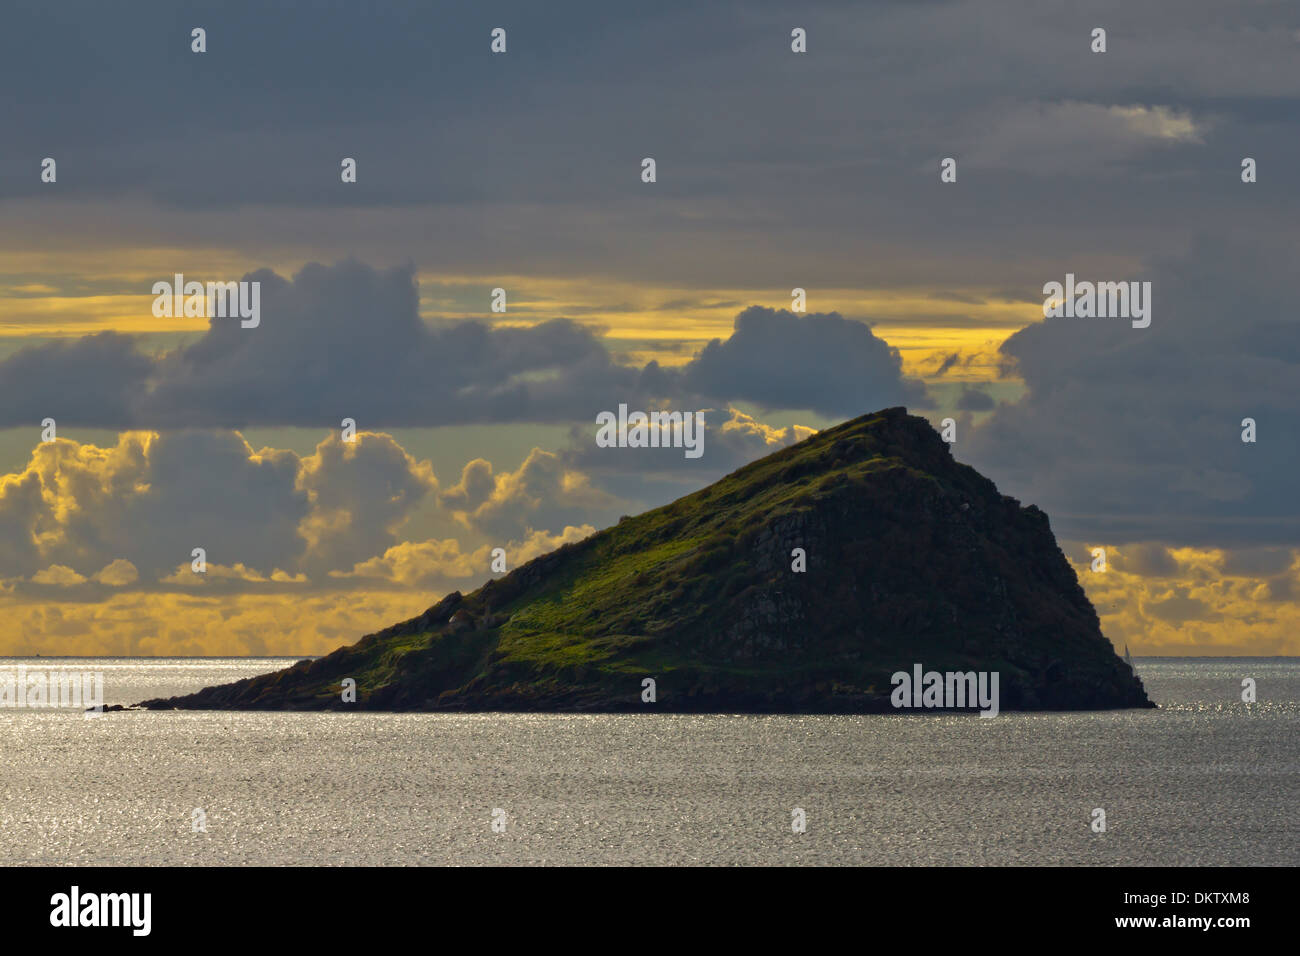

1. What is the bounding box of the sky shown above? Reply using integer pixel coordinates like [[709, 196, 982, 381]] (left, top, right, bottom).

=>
[[0, 0, 1297, 656]]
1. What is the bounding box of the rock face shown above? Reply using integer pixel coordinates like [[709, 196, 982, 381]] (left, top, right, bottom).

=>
[[140, 408, 1153, 713]]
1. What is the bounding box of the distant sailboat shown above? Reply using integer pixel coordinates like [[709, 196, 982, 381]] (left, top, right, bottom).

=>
[[1124, 644, 1134, 669]]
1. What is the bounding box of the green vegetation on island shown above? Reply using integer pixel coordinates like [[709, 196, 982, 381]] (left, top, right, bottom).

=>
[[140, 408, 1153, 712]]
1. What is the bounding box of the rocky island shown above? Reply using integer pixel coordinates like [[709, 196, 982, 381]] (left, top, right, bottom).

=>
[[140, 407, 1152, 713]]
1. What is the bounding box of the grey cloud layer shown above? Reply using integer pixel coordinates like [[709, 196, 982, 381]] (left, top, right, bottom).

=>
[[3, 2, 1298, 289], [0, 261, 925, 428]]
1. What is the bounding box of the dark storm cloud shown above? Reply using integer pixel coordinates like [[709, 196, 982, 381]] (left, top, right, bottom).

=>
[[961, 240, 1300, 547], [0, 332, 153, 427], [140, 261, 639, 427]]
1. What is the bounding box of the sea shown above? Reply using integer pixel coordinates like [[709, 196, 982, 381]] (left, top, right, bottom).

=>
[[1, 657, 1296, 865]]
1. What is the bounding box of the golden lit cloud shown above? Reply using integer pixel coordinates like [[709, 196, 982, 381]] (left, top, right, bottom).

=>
[[1073, 544, 1300, 655]]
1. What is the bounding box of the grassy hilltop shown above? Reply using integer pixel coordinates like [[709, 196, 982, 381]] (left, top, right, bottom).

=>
[[141, 407, 1152, 712]]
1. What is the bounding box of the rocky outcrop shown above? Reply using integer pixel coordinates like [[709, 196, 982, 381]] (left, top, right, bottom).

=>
[[140, 407, 1152, 713]]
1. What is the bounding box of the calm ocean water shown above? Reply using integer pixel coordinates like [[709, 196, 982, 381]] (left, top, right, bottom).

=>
[[1, 657, 1296, 865]]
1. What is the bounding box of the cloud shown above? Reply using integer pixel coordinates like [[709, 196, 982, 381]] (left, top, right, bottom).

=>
[[31, 565, 86, 587], [561, 407, 817, 507], [296, 431, 438, 576], [961, 239, 1300, 546], [0, 430, 308, 581], [0, 332, 153, 428], [94, 558, 139, 587], [1260, 574, 1296, 603], [1070, 543, 1300, 654], [1221, 548, 1296, 578], [3, 0, 1298, 299], [341, 525, 595, 590], [1111, 105, 1201, 141], [963, 102, 1204, 173], [0, 422, 628, 604], [676, 307, 927, 417], [137, 261, 636, 429], [0, 590, 439, 657], [437, 458, 495, 513], [0, 264, 924, 429], [341, 538, 483, 590], [440, 447, 618, 542], [0, 261, 641, 429], [0, 428, 448, 586], [931, 352, 962, 376], [1112, 543, 1180, 578], [1145, 588, 1220, 625], [954, 386, 995, 411], [158, 562, 302, 588], [0, 471, 44, 577]]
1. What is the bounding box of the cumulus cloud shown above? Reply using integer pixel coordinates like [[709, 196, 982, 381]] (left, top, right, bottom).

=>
[[437, 458, 496, 513], [440, 448, 618, 542], [158, 562, 305, 588], [94, 558, 139, 587], [0, 421, 630, 608], [340, 537, 483, 590], [31, 565, 86, 587], [0, 431, 307, 581], [0, 428, 443, 587], [675, 307, 926, 417], [0, 471, 43, 577], [141, 262, 643, 428], [296, 431, 438, 576], [340, 525, 595, 590], [961, 240, 1300, 546]]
